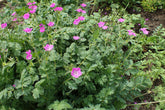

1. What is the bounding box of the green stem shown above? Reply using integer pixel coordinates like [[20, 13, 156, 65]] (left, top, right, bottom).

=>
[[127, 100, 165, 106]]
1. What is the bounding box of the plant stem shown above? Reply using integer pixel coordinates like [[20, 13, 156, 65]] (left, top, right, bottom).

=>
[[127, 100, 165, 106]]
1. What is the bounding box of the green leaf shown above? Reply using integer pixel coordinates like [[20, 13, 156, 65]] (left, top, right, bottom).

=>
[[32, 87, 44, 99], [87, 64, 98, 73], [48, 100, 72, 110]]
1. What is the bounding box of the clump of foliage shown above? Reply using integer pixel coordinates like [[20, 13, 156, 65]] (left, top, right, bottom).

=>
[[141, 0, 165, 12]]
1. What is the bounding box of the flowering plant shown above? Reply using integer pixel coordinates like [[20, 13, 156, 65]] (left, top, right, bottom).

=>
[[0, 1, 164, 110]]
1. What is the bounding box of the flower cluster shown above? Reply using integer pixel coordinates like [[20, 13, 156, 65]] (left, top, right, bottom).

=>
[[128, 30, 136, 36], [26, 50, 32, 60], [98, 22, 108, 30], [140, 28, 149, 35], [73, 16, 85, 25], [27, 2, 37, 14]]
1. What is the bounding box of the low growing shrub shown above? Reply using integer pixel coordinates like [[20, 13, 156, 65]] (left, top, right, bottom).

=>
[[0, 0, 161, 110]]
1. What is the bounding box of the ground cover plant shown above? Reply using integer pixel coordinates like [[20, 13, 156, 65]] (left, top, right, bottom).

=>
[[0, 0, 165, 110]]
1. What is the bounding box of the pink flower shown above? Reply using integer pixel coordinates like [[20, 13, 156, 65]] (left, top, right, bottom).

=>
[[71, 68, 82, 78], [81, 10, 86, 13], [140, 28, 149, 35], [143, 30, 149, 35], [73, 36, 80, 40], [33, 2, 36, 4], [54, 7, 63, 11], [26, 54, 32, 60], [40, 27, 45, 33], [26, 50, 31, 55], [128, 30, 136, 36], [47, 22, 54, 27], [145, 18, 149, 21], [27, 2, 32, 6], [76, 8, 82, 12], [30, 9, 36, 14], [44, 44, 54, 51], [13, 84, 16, 87], [26, 50, 32, 60], [81, 3, 86, 7], [78, 16, 85, 21], [39, 23, 44, 27], [23, 13, 30, 19], [50, 3, 55, 8], [73, 19, 80, 25], [29, 5, 37, 10], [102, 26, 108, 30], [23, 28, 33, 33], [118, 18, 125, 22], [11, 12, 16, 16], [98, 22, 105, 27], [12, 18, 17, 21], [1, 23, 7, 28], [32, 5, 37, 10], [0, 55, 1, 59]]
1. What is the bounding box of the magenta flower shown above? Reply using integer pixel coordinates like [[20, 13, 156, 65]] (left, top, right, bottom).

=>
[[47, 22, 54, 27], [23, 28, 33, 33], [1, 23, 7, 29], [33, 2, 36, 4], [13, 84, 16, 87], [128, 30, 136, 36], [78, 16, 85, 21], [81, 10, 86, 13], [39, 23, 44, 27], [73, 36, 80, 40], [26, 54, 32, 60], [27, 2, 32, 6], [26, 50, 31, 55], [73, 19, 80, 25], [81, 3, 86, 7], [140, 28, 149, 35], [145, 18, 149, 21], [98, 22, 105, 27], [102, 26, 108, 30], [0, 55, 1, 59], [44, 44, 54, 51], [118, 18, 125, 22], [76, 8, 82, 12], [26, 50, 32, 60], [71, 68, 82, 78], [23, 13, 30, 19], [32, 5, 37, 10], [12, 18, 17, 21], [40, 26, 45, 33], [50, 3, 55, 8], [54, 7, 63, 11], [30, 9, 36, 14], [11, 12, 16, 16]]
